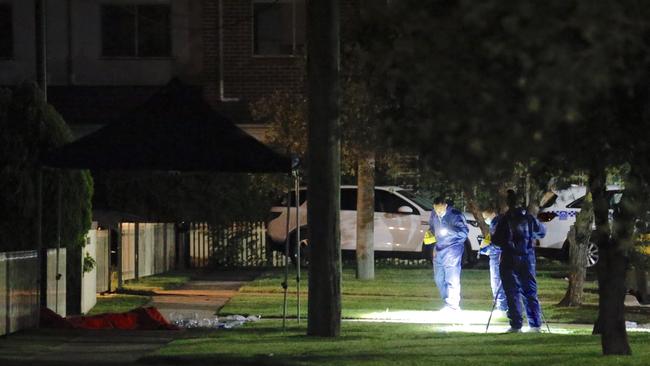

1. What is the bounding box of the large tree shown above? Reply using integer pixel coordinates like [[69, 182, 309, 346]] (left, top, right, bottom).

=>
[[365, 0, 650, 354], [306, 0, 342, 337]]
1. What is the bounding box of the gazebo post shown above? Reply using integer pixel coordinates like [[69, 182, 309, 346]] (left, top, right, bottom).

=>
[[281, 176, 292, 331], [55, 173, 62, 314], [294, 171, 301, 323], [37, 168, 46, 308], [117, 222, 123, 290]]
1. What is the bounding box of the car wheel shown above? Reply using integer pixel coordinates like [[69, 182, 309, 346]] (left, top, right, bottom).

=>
[[462, 240, 478, 268], [586, 241, 599, 267], [290, 228, 309, 267]]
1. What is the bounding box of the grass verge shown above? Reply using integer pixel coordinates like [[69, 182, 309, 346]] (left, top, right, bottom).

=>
[[87, 294, 150, 315], [220, 264, 650, 325], [88, 271, 191, 315], [148, 320, 650, 366], [121, 271, 192, 292]]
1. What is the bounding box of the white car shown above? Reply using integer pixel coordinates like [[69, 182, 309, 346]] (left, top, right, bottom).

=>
[[536, 185, 623, 267], [266, 186, 483, 265]]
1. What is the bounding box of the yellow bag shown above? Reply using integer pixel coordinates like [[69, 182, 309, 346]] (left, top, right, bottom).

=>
[[479, 234, 491, 248], [424, 230, 436, 245]]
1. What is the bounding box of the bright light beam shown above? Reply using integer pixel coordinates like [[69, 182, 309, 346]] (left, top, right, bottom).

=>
[[356, 310, 578, 334]]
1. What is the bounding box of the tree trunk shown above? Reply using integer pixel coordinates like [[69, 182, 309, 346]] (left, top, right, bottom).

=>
[[590, 166, 631, 355], [559, 189, 592, 307], [356, 150, 375, 280], [558, 226, 586, 306], [496, 185, 510, 214], [463, 187, 490, 238], [526, 177, 546, 217], [307, 0, 342, 337]]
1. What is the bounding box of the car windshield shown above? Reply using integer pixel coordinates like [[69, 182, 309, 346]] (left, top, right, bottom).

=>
[[399, 190, 433, 210]]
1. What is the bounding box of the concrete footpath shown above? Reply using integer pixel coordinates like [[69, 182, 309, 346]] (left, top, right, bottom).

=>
[[148, 270, 260, 322], [0, 270, 259, 366]]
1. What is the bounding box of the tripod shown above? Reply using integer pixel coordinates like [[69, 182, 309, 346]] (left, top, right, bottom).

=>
[[485, 282, 503, 333], [485, 282, 552, 334]]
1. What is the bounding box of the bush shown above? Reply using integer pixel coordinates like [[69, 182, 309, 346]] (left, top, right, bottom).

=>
[[0, 82, 93, 252]]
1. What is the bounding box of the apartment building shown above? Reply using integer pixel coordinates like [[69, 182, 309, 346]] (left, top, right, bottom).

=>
[[0, 0, 203, 130], [0, 0, 317, 140]]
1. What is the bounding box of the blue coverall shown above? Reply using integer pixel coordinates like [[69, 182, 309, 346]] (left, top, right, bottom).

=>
[[429, 206, 469, 310], [479, 215, 507, 312], [492, 208, 546, 329]]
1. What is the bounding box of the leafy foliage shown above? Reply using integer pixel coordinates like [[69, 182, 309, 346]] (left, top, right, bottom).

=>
[[92, 171, 279, 225], [0, 83, 93, 251], [251, 76, 399, 180], [83, 251, 97, 273]]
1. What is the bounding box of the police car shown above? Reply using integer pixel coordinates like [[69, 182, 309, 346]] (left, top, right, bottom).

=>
[[536, 185, 623, 267], [266, 186, 483, 265]]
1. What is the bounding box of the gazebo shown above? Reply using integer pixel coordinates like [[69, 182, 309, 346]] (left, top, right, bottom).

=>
[[42, 79, 300, 323]]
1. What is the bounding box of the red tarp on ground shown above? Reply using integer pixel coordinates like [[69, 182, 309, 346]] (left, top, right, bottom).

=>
[[40, 307, 179, 330]]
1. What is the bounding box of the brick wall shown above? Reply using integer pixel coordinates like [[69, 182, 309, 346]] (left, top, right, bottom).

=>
[[203, 0, 357, 121], [203, 0, 306, 113]]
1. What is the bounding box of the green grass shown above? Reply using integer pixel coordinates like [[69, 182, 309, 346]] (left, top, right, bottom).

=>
[[151, 263, 650, 365], [149, 320, 650, 366], [87, 294, 150, 315], [121, 271, 191, 292], [87, 271, 191, 315], [221, 263, 650, 325]]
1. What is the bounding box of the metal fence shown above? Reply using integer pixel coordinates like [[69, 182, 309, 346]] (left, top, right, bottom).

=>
[[186, 222, 284, 268], [188, 223, 211, 268], [211, 222, 285, 268], [189, 221, 430, 269], [0, 251, 39, 336]]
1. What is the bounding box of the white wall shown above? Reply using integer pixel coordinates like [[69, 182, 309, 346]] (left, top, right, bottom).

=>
[[81, 230, 97, 314], [46, 248, 67, 317]]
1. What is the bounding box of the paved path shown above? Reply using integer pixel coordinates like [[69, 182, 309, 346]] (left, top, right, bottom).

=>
[[0, 329, 179, 365], [149, 270, 260, 321]]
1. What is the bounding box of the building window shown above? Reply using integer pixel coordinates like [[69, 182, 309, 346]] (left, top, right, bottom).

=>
[[253, 0, 305, 56], [0, 4, 13, 58], [101, 4, 171, 57]]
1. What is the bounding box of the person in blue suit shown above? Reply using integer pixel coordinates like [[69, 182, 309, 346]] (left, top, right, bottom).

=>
[[492, 190, 546, 333], [429, 196, 469, 311], [480, 208, 508, 315]]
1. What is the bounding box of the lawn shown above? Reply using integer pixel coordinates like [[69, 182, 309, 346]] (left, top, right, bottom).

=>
[[121, 271, 192, 292], [221, 261, 650, 325], [87, 294, 150, 315], [87, 271, 191, 315], [148, 261, 650, 365], [147, 320, 650, 366]]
